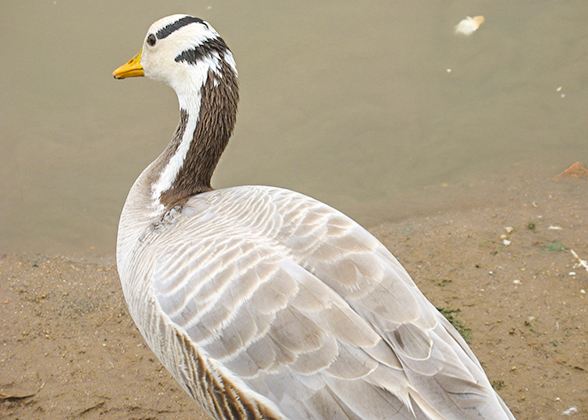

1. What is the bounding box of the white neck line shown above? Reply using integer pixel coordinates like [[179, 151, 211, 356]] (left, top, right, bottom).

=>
[[150, 105, 200, 209]]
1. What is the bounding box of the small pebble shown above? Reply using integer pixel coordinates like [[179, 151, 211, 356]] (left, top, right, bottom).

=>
[[580, 290, 585, 294], [513, 279, 521, 285], [505, 227, 513, 233], [503, 239, 511, 246], [569, 272, 576, 276]]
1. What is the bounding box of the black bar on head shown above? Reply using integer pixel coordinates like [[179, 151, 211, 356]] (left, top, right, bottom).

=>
[[157, 16, 205, 40], [175, 38, 229, 64]]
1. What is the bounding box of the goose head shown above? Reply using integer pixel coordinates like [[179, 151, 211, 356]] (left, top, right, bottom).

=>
[[113, 14, 238, 109]]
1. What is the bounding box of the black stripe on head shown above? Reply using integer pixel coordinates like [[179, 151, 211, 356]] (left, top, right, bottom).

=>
[[156, 16, 205, 40], [175, 37, 229, 64]]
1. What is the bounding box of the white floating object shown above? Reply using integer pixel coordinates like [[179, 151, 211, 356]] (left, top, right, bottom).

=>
[[549, 225, 563, 230], [505, 227, 514, 233], [455, 16, 485, 36]]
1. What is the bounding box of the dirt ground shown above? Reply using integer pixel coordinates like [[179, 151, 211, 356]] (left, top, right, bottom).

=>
[[1, 174, 586, 419]]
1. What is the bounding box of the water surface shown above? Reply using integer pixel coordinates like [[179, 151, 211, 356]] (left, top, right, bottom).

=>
[[1, 1, 587, 257]]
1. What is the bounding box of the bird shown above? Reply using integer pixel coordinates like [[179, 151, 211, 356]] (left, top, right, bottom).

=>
[[112, 14, 516, 420]]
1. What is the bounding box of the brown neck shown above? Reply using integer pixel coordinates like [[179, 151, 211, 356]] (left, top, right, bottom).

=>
[[154, 62, 238, 208]]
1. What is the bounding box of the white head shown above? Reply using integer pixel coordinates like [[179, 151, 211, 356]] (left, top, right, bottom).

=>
[[113, 15, 238, 106]]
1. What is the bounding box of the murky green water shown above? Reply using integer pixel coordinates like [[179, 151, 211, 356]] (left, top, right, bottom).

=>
[[1, 1, 587, 257]]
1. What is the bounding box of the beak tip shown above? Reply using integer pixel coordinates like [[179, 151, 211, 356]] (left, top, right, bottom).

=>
[[112, 50, 144, 80]]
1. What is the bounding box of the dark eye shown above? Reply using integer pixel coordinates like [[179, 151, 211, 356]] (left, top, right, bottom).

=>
[[147, 33, 156, 46]]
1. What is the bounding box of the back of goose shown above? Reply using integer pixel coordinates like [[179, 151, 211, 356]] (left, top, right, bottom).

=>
[[112, 14, 516, 420]]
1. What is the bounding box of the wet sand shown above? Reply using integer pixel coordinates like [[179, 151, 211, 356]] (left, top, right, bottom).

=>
[[1, 174, 587, 419]]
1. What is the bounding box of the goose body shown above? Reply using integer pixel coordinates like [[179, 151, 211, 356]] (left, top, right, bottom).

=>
[[113, 15, 515, 420]]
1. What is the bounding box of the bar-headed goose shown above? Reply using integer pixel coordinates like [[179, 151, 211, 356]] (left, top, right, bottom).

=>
[[112, 15, 515, 420]]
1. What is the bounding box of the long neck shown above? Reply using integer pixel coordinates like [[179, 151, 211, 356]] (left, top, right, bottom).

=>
[[149, 53, 238, 210]]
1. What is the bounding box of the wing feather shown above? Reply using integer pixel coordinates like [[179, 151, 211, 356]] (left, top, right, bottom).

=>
[[142, 186, 515, 419]]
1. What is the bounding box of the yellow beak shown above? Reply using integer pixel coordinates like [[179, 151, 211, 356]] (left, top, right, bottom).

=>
[[113, 50, 144, 79]]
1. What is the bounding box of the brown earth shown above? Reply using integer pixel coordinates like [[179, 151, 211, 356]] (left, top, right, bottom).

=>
[[1, 175, 586, 420]]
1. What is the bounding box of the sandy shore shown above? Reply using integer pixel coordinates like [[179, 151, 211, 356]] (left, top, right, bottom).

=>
[[1, 174, 586, 419]]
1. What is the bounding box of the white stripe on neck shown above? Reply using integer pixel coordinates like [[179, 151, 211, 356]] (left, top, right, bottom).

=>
[[151, 54, 222, 206]]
